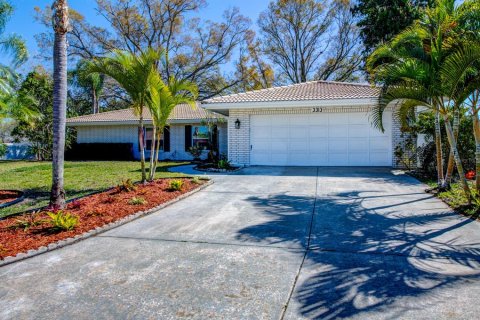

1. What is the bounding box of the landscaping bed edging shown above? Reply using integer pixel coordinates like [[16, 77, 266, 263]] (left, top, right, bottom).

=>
[[0, 179, 213, 268], [193, 166, 241, 173], [0, 190, 25, 209]]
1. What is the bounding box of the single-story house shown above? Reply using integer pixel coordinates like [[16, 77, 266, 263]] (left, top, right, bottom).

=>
[[67, 81, 406, 167], [66, 103, 228, 161], [202, 81, 403, 167]]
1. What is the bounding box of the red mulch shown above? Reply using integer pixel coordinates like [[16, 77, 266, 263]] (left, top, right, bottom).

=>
[[0, 190, 22, 205], [0, 178, 205, 259]]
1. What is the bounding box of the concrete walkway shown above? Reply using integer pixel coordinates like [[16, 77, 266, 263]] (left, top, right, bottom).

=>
[[1, 167, 480, 319]]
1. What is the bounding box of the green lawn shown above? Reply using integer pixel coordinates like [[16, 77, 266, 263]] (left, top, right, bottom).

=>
[[0, 161, 189, 218]]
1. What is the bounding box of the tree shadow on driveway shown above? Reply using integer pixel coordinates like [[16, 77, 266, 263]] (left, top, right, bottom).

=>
[[236, 191, 480, 319]]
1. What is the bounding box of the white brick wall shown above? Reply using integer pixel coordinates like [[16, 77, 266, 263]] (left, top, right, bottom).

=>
[[227, 106, 403, 168], [76, 123, 228, 161]]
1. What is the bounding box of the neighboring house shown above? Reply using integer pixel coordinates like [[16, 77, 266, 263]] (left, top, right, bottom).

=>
[[66, 103, 228, 161], [202, 81, 405, 167]]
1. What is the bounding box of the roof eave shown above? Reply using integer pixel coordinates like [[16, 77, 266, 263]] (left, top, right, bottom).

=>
[[201, 98, 380, 111], [66, 118, 206, 127]]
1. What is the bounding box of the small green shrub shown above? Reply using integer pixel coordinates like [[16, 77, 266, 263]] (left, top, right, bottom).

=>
[[47, 211, 79, 231], [217, 159, 232, 170], [188, 145, 203, 160], [118, 179, 137, 192], [128, 197, 147, 205], [0, 143, 7, 158], [191, 176, 201, 184], [9, 212, 44, 231], [169, 179, 184, 191]]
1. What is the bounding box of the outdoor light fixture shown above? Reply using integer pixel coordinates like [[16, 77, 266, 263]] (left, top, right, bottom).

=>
[[235, 119, 241, 129]]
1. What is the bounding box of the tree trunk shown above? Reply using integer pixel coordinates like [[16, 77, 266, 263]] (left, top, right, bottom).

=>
[[92, 85, 99, 114], [148, 126, 157, 181], [50, 1, 69, 209], [444, 108, 460, 187], [138, 109, 147, 183], [152, 127, 163, 179], [434, 110, 444, 187], [443, 115, 471, 202], [474, 115, 480, 192]]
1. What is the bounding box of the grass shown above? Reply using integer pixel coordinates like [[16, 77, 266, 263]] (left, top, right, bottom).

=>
[[0, 161, 189, 218]]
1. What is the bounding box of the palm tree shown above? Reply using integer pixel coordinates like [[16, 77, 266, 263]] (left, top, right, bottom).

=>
[[74, 59, 104, 114], [89, 48, 160, 183], [367, 0, 472, 200], [50, 0, 70, 209], [146, 73, 198, 181]]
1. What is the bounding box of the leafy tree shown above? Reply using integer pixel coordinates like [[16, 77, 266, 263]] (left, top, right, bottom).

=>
[[12, 68, 77, 161], [146, 74, 198, 181], [89, 48, 161, 183], [352, 0, 429, 54], [35, 0, 252, 99], [258, 0, 363, 84], [50, 0, 70, 209]]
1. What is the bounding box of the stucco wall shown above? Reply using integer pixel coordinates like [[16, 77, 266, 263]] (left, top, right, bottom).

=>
[[75, 123, 228, 161], [227, 106, 402, 168]]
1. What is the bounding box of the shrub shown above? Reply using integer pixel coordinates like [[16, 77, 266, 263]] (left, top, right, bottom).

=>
[[9, 212, 44, 231], [168, 179, 183, 191], [128, 197, 147, 205], [217, 159, 232, 170], [191, 176, 201, 184], [118, 179, 137, 192], [0, 143, 7, 158], [47, 211, 79, 231], [188, 145, 203, 160]]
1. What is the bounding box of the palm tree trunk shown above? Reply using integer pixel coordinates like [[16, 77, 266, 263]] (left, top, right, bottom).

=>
[[152, 127, 162, 179], [50, 0, 69, 209], [92, 85, 99, 114], [138, 109, 147, 183], [473, 114, 480, 192], [443, 115, 471, 202], [444, 108, 460, 186], [435, 110, 445, 187], [148, 126, 156, 181]]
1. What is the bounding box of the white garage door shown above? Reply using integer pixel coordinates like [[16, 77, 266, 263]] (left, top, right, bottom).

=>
[[250, 111, 392, 166]]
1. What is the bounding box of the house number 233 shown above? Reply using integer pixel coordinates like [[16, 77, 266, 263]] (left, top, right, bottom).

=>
[[311, 108, 323, 113]]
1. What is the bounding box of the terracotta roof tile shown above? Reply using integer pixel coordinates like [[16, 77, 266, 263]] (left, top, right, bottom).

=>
[[67, 103, 220, 124], [202, 81, 380, 104]]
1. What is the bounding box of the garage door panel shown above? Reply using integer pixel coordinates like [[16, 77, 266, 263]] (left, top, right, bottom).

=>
[[290, 127, 308, 138], [250, 111, 392, 166], [349, 124, 369, 137], [309, 126, 328, 138], [329, 126, 349, 138], [329, 138, 348, 152], [271, 127, 289, 138]]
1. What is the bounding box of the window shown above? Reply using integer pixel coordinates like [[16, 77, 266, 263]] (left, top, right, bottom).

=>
[[143, 128, 164, 151], [192, 126, 209, 150]]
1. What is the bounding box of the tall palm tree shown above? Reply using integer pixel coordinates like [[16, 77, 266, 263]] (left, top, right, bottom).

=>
[[89, 48, 160, 183], [367, 0, 473, 201], [50, 0, 70, 209], [146, 73, 198, 181]]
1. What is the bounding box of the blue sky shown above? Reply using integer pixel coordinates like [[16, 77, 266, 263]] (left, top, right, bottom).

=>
[[2, 0, 268, 69]]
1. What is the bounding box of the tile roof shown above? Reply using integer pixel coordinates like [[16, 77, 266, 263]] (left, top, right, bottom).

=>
[[202, 81, 380, 104], [67, 103, 221, 124]]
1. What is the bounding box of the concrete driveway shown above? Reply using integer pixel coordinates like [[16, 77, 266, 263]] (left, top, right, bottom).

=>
[[1, 167, 480, 319]]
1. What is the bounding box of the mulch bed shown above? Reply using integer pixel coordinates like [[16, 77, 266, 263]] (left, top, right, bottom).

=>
[[0, 178, 205, 260], [0, 190, 23, 205]]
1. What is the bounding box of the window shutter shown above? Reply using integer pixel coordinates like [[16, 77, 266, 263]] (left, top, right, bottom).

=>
[[164, 126, 170, 152], [185, 125, 192, 151]]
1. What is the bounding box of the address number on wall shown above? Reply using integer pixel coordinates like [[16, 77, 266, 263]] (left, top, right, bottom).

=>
[[311, 108, 323, 113]]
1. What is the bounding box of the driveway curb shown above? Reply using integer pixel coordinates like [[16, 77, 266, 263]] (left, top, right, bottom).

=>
[[0, 180, 213, 268]]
